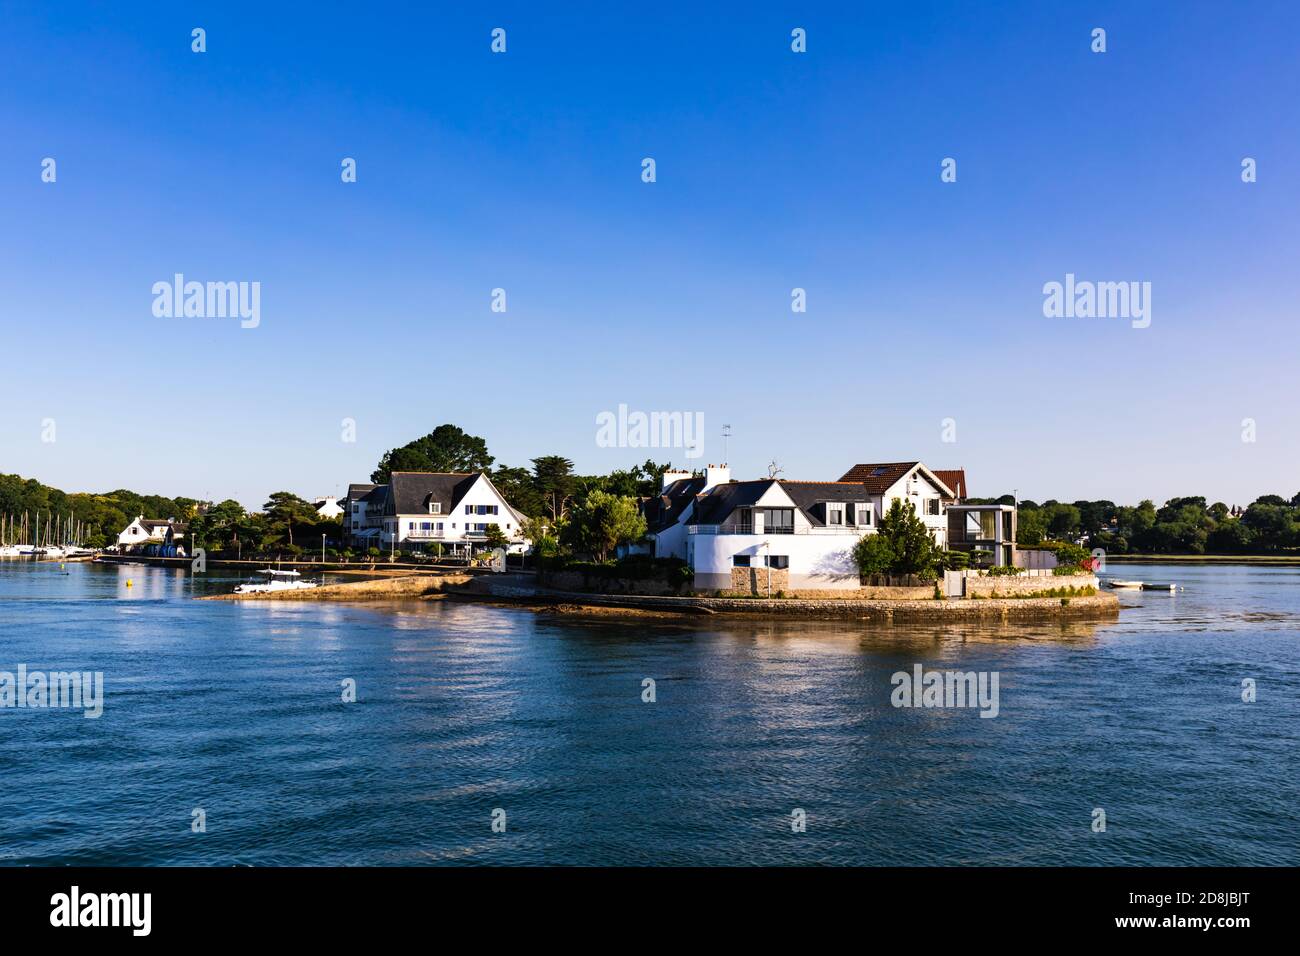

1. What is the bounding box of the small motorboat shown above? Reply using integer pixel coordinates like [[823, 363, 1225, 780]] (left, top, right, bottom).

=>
[[234, 568, 320, 594], [1106, 579, 1145, 589]]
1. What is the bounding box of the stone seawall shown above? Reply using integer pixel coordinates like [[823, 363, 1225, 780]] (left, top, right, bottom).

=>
[[964, 573, 1098, 597], [471, 580, 1120, 621], [202, 574, 471, 601], [538, 570, 687, 596]]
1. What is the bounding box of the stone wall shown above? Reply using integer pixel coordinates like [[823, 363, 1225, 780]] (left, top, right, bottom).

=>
[[539, 569, 687, 596], [964, 573, 1098, 597], [716, 568, 939, 599]]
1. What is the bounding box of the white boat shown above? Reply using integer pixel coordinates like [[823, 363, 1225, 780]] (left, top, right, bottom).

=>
[[1107, 579, 1145, 589], [234, 568, 320, 594], [0, 545, 21, 558], [39, 546, 67, 560]]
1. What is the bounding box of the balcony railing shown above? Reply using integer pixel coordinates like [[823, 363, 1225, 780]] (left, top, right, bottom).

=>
[[689, 523, 800, 535], [405, 529, 445, 539]]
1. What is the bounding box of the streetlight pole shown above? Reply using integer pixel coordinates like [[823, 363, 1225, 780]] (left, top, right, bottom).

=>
[[762, 540, 771, 599]]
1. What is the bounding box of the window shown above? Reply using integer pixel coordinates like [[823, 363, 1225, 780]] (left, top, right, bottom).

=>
[[465, 505, 473, 515], [436, 522, 444, 531], [766, 555, 789, 569], [420, 522, 432, 530], [827, 504, 844, 526], [760, 508, 794, 533], [430, 503, 441, 514], [733, 555, 751, 567], [927, 499, 940, 516], [858, 505, 873, 526]]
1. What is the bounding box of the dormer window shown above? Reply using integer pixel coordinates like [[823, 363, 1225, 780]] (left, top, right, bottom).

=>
[[427, 501, 441, 515], [827, 504, 844, 526]]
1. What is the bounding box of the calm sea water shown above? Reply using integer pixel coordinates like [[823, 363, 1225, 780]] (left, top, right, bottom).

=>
[[1, 560, 1296, 866]]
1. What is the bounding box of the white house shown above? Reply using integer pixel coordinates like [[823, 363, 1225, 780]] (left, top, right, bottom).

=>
[[647, 462, 958, 592], [117, 516, 185, 551], [313, 496, 344, 520], [343, 472, 528, 554]]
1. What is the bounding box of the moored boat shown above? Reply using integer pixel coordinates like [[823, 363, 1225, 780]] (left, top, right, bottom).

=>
[[234, 568, 320, 594]]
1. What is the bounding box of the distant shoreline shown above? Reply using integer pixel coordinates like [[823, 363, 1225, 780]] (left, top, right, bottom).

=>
[[1105, 554, 1300, 565]]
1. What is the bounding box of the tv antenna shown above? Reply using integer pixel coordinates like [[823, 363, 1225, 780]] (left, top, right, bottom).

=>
[[767, 460, 784, 479], [722, 423, 732, 463]]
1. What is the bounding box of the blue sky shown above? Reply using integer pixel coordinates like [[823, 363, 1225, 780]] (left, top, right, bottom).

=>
[[2, 1, 1297, 509]]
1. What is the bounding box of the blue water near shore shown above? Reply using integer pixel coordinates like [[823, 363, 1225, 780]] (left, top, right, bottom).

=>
[[0, 560, 1297, 866]]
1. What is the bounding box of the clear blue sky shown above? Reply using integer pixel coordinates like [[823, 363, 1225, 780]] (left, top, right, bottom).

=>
[[2, 1, 1297, 509]]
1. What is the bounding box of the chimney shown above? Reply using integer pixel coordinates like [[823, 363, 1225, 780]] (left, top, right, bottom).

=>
[[703, 463, 731, 491]]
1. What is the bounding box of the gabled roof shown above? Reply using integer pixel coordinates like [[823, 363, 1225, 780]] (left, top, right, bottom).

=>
[[837, 462, 921, 492], [346, 483, 377, 500], [643, 476, 707, 533], [689, 479, 781, 525], [933, 469, 967, 500], [779, 481, 872, 526], [838, 461, 955, 498], [386, 472, 478, 516]]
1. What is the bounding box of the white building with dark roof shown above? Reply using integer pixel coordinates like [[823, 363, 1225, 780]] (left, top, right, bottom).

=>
[[343, 472, 526, 554], [647, 462, 962, 592], [117, 516, 186, 552]]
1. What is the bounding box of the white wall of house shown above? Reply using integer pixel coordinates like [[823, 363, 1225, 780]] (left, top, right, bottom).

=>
[[315, 496, 344, 519], [651, 499, 694, 561], [654, 463, 954, 590], [879, 468, 950, 547], [117, 517, 166, 548], [688, 531, 861, 590]]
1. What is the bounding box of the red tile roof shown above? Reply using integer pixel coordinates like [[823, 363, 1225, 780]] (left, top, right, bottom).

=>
[[933, 469, 967, 500], [836, 462, 920, 493]]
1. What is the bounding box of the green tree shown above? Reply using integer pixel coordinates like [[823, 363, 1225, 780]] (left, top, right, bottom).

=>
[[491, 466, 544, 518], [532, 456, 577, 523], [263, 492, 316, 548], [851, 533, 895, 575], [875, 499, 940, 577], [483, 524, 509, 550], [371, 424, 493, 483], [520, 516, 557, 556], [561, 491, 646, 561]]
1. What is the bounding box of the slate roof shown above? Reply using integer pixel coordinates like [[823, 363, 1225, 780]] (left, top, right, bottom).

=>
[[779, 481, 874, 527], [689, 480, 780, 526], [643, 476, 707, 533], [385, 472, 479, 516]]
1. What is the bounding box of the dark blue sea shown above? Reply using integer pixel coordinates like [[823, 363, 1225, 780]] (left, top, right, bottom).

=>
[[1, 560, 1296, 865]]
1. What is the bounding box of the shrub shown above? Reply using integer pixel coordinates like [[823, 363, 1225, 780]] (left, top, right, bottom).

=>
[[852, 534, 896, 575], [941, 550, 969, 571], [986, 565, 1025, 577]]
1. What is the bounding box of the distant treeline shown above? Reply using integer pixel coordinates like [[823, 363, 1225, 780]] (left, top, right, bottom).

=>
[[0, 473, 200, 549], [969, 494, 1300, 555], [0, 473, 341, 555]]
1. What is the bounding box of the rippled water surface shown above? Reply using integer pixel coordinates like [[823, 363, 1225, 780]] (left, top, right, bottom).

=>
[[1, 560, 1296, 865]]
